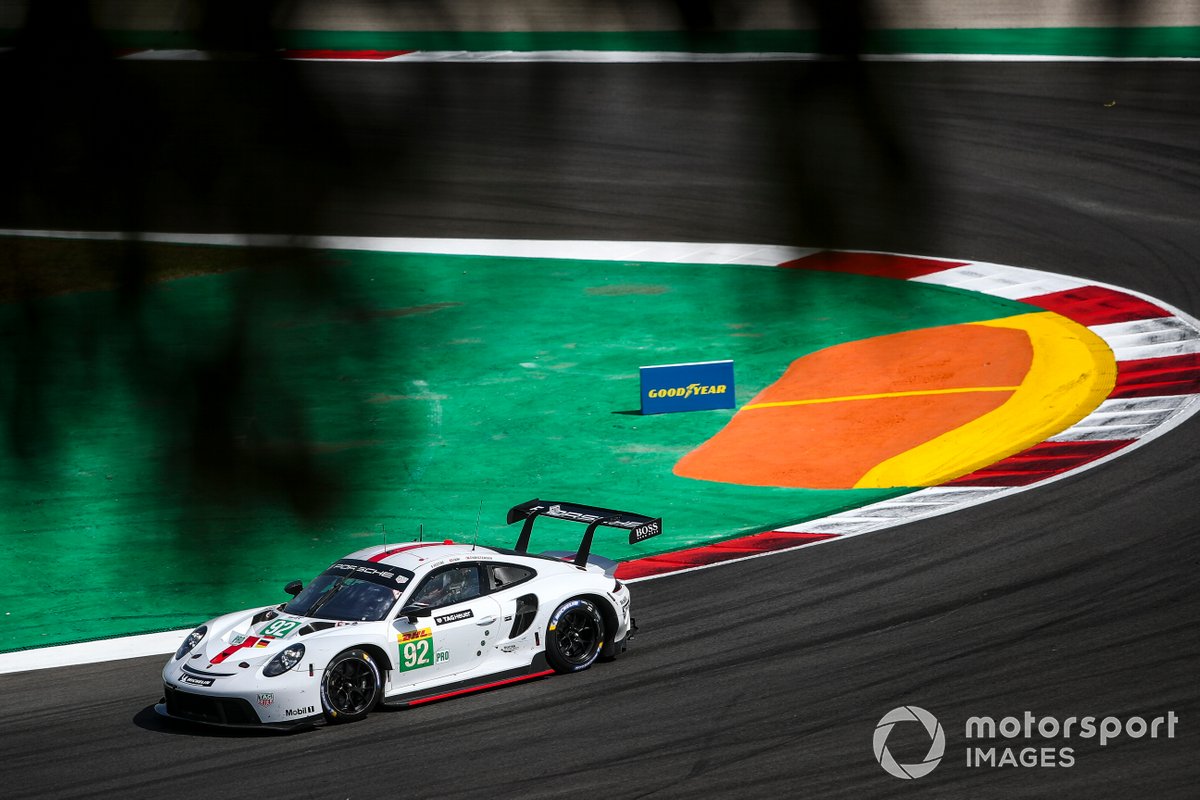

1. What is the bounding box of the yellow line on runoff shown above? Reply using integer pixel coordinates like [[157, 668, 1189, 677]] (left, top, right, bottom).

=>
[[854, 311, 1117, 489], [743, 385, 1020, 410]]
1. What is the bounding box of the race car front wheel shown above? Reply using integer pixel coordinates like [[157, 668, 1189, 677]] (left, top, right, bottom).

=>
[[545, 598, 605, 673], [321, 648, 382, 723]]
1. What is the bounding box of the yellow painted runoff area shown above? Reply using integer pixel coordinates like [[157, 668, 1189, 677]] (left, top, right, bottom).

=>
[[855, 311, 1117, 488], [743, 385, 1021, 410]]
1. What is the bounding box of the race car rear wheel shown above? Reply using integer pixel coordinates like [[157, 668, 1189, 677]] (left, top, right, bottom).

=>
[[320, 648, 381, 723], [545, 598, 605, 673]]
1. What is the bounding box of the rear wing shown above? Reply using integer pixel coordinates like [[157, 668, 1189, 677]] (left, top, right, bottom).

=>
[[506, 499, 663, 568]]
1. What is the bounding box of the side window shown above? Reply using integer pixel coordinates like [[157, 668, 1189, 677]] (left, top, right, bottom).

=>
[[407, 565, 482, 609], [487, 563, 535, 592]]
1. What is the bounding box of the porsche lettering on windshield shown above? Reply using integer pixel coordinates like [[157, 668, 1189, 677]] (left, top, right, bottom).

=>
[[327, 561, 412, 584]]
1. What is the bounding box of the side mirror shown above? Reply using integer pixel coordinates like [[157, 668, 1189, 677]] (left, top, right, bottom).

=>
[[284, 580, 303, 597], [399, 604, 433, 623]]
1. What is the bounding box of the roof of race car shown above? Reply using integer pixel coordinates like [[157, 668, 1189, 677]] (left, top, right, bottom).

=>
[[341, 541, 511, 572]]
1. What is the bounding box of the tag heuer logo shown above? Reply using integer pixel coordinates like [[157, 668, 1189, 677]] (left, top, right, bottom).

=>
[[257, 693, 274, 707]]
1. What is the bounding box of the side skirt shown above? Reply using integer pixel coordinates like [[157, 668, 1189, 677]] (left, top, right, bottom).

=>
[[382, 654, 553, 708]]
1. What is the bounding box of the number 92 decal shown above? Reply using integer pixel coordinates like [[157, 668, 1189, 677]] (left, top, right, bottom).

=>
[[397, 628, 434, 672]]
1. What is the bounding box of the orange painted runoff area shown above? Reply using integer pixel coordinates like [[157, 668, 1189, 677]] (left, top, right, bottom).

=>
[[674, 312, 1116, 489]]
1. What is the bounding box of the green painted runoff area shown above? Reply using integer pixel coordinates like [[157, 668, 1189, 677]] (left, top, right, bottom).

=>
[[0, 247, 1033, 652], [3, 27, 1198, 57]]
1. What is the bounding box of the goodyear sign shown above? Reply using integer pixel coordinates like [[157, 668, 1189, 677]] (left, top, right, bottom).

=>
[[640, 360, 735, 415]]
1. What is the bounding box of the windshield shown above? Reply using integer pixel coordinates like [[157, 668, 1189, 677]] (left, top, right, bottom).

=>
[[283, 558, 414, 621], [284, 571, 408, 622]]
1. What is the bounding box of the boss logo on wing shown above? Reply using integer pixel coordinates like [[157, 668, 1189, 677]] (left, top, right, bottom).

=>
[[629, 520, 662, 542]]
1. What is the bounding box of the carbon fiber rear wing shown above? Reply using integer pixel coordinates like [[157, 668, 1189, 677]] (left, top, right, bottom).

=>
[[506, 499, 663, 568]]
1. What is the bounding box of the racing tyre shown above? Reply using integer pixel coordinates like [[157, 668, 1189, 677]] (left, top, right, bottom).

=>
[[545, 598, 605, 673], [320, 648, 381, 723]]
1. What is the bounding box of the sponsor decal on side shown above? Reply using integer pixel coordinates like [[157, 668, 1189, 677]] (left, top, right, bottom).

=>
[[399, 627, 432, 643], [435, 609, 474, 625], [284, 705, 316, 717], [398, 628, 435, 672], [257, 693, 274, 707], [179, 674, 215, 687]]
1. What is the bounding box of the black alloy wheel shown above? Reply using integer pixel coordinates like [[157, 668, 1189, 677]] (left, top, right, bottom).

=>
[[546, 598, 605, 673], [320, 648, 381, 723]]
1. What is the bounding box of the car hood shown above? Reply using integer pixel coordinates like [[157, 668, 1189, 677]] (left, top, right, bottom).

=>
[[195, 609, 374, 667]]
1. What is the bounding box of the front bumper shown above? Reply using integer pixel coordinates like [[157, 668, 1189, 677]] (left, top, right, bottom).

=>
[[157, 685, 321, 731]]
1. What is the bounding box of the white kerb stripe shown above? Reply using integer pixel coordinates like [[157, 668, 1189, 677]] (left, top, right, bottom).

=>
[[911, 263, 1089, 300], [0, 629, 189, 675], [1090, 317, 1200, 360]]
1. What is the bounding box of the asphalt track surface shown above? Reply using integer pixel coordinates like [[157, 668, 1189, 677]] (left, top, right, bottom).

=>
[[3, 60, 1200, 798]]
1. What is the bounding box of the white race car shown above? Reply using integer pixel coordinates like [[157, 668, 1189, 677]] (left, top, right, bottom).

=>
[[156, 499, 661, 730]]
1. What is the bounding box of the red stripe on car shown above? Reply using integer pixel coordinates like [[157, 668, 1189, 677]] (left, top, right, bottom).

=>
[[405, 670, 555, 706], [210, 636, 260, 665], [282, 49, 414, 60], [368, 542, 448, 562]]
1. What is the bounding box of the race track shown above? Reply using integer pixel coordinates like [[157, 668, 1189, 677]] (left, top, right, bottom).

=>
[[2, 60, 1199, 797]]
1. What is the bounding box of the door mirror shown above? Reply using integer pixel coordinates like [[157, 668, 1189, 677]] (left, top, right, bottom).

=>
[[284, 580, 303, 597], [399, 604, 433, 623]]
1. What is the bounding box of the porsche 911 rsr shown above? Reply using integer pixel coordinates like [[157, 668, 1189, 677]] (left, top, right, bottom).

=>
[[156, 499, 660, 730]]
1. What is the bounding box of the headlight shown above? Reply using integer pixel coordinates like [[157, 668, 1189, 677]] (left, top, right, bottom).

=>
[[174, 625, 207, 660], [263, 643, 305, 677]]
